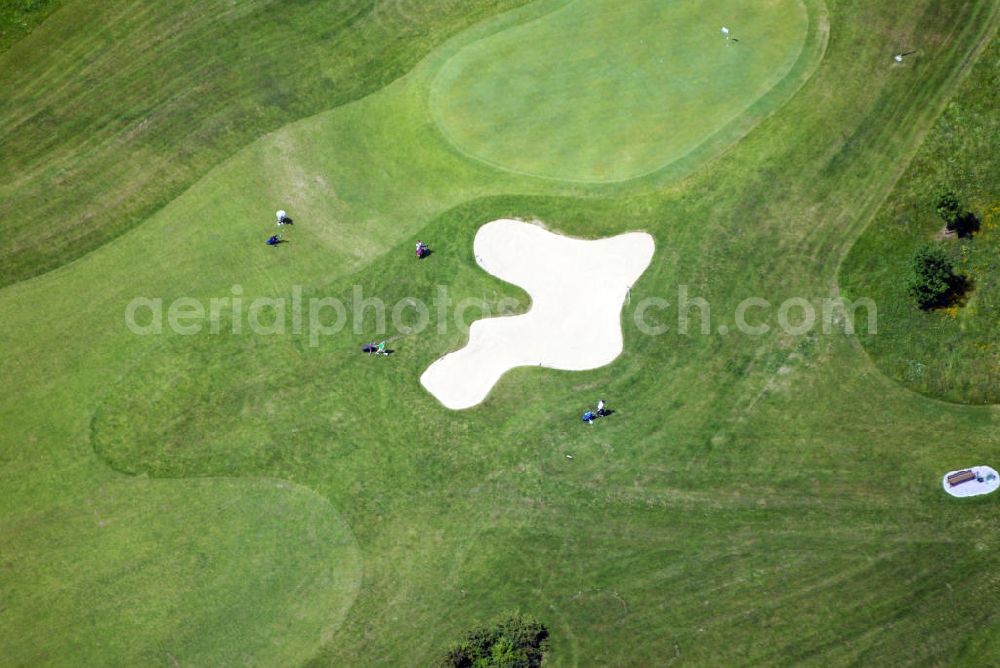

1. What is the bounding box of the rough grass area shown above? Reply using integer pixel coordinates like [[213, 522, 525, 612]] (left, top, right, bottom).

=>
[[840, 37, 1000, 404], [0, 0, 65, 54], [0, 0, 535, 288], [1, 0, 999, 665]]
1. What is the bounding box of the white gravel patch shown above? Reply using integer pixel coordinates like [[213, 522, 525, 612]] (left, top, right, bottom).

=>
[[942, 466, 999, 498], [421, 219, 654, 410]]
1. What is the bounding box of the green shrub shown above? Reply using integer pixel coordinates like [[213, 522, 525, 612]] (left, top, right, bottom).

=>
[[936, 191, 961, 228], [906, 243, 963, 309], [442, 612, 549, 668], [935, 190, 980, 237]]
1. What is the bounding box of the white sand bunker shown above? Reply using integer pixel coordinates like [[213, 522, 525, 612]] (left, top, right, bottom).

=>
[[421, 219, 654, 410], [942, 466, 998, 498]]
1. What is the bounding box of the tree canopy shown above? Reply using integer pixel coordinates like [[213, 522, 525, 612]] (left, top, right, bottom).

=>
[[442, 612, 549, 668]]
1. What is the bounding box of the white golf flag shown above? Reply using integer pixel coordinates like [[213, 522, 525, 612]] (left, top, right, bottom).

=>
[[721, 27, 730, 36]]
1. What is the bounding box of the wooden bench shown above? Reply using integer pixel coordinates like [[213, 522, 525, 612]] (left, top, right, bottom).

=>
[[947, 470, 976, 487]]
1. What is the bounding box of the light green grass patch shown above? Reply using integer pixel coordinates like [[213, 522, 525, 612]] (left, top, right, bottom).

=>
[[0, 477, 362, 666], [430, 0, 815, 182]]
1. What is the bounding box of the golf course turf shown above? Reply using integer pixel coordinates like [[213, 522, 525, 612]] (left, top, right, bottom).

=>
[[1, 0, 999, 665]]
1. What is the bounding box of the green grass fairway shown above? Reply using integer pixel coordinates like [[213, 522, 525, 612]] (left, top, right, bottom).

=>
[[2, 0, 1000, 665], [430, 0, 819, 182]]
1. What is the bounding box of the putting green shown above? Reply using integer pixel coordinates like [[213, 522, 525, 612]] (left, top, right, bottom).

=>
[[430, 0, 816, 182]]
